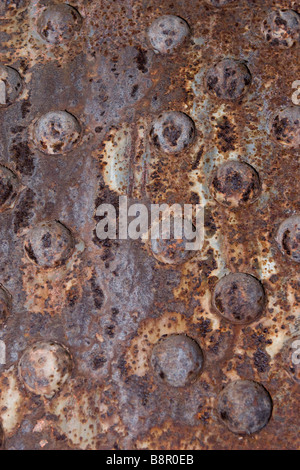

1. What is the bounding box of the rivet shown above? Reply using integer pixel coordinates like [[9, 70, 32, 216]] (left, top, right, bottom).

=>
[[148, 15, 190, 54], [37, 4, 83, 44], [262, 10, 300, 48], [151, 334, 204, 387], [210, 161, 261, 208], [32, 110, 82, 155], [24, 220, 75, 268], [212, 273, 265, 325], [205, 59, 252, 100], [217, 380, 272, 435], [0, 285, 11, 326], [271, 106, 300, 148], [18, 341, 73, 397], [276, 215, 300, 263], [285, 336, 300, 383], [0, 65, 22, 107], [150, 111, 195, 154], [0, 165, 21, 212]]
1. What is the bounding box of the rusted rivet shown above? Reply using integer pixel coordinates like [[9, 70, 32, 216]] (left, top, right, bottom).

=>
[[218, 380, 272, 435], [210, 161, 261, 208], [0, 285, 11, 327], [276, 215, 300, 263], [24, 220, 75, 268], [151, 334, 204, 387], [262, 10, 300, 48], [32, 110, 82, 155], [150, 111, 195, 154], [148, 15, 190, 54], [18, 341, 73, 397], [205, 59, 252, 100], [0, 65, 22, 107], [149, 213, 196, 265], [150, 236, 194, 265], [285, 336, 300, 384], [271, 106, 300, 148], [212, 273, 265, 325], [37, 4, 82, 44], [0, 165, 21, 212]]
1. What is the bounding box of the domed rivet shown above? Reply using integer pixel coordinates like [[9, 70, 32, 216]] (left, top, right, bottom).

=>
[[24, 220, 75, 269], [285, 336, 300, 383], [37, 4, 83, 44], [150, 111, 195, 154], [262, 10, 300, 48], [0, 65, 22, 107], [205, 59, 252, 100], [0, 165, 21, 212], [149, 212, 196, 265], [212, 273, 265, 325], [18, 341, 73, 397], [276, 215, 300, 263], [0, 285, 11, 327], [271, 107, 300, 148], [150, 236, 194, 265], [148, 15, 190, 54], [32, 110, 82, 155], [218, 380, 272, 435], [151, 334, 204, 387], [210, 161, 261, 208]]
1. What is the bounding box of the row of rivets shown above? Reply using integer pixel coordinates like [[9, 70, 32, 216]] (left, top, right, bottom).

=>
[[15, 335, 273, 435], [5, 4, 297, 53], [1, 69, 299, 149]]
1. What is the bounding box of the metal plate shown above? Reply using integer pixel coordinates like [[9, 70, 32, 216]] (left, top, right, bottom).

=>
[[0, 0, 299, 450]]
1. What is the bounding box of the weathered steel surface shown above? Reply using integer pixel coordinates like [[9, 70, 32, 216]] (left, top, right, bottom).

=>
[[0, 0, 299, 450]]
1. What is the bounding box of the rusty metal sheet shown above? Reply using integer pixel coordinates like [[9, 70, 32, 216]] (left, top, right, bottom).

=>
[[0, 0, 299, 450]]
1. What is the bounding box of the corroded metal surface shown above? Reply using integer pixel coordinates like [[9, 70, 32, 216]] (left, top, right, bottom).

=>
[[0, 0, 299, 450]]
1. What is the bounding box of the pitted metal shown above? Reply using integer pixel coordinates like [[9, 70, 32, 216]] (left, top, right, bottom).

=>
[[0, 0, 299, 451]]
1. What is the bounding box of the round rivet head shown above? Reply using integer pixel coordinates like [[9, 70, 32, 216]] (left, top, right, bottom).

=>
[[149, 213, 196, 265], [150, 111, 195, 154], [210, 161, 261, 208], [212, 273, 265, 325], [271, 107, 300, 148], [285, 336, 300, 383], [33, 110, 81, 155], [18, 341, 73, 397], [0, 65, 22, 107], [0, 285, 11, 326], [0, 165, 21, 212], [37, 4, 82, 44], [151, 335, 204, 387], [150, 236, 194, 265], [205, 59, 252, 100], [262, 10, 300, 48], [218, 380, 272, 435], [148, 15, 190, 54], [24, 220, 75, 268], [276, 215, 300, 263]]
